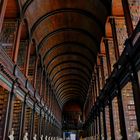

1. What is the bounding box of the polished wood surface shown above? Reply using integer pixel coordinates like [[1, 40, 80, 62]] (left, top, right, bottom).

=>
[[22, 0, 108, 105]]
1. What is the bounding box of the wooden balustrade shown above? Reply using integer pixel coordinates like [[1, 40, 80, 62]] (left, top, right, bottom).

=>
[[0, 45, 61, 138], [85, 20, 140, 132]]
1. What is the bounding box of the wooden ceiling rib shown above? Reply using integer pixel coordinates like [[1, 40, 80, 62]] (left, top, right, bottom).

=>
[[40, 31, 97, 56], [48, 61, 91, 79], [48, 61, 92, 79], [56, 81, 87, 94], [22, 0, 109, 107], [44, 52, 94, 71], [53, 73, 89, 90], [53, 70, 90, 86], [51, 67, 90, 84], [55, 79, 88, 94], [37, 28, 99, 52], [30, 8, 104, 34], [61, 95, 84, 107], [60, 93, 85, 104], [58, 86, 87, 96], [59, 89, 85, 100], [43, 41, 96, 61]]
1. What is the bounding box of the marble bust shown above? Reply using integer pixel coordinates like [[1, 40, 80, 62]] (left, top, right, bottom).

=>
[[23, 132, 28, 140], [41, 135, 43, 140], [33, 134, 37, 140], [45, 135, 48, 140], [8, 128, 14, 140]]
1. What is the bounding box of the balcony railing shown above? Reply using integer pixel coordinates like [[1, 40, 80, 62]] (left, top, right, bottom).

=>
[[0, 46, 60, 124]]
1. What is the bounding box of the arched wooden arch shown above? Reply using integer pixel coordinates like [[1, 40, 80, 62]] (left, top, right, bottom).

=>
[[112, 0, 124, 16], [18, 0, 110, 107], [105, 17, 113, 38]]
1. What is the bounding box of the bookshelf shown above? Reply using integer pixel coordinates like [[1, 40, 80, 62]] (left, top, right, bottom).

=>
[[33, 112, 40, 138], [11, 98, 22, 139], [28, 55, 36, 84], [0, 87, 9, 139], [23, 106, 32, 135], [17, 41, 28, 73], [0, 20, 17, 58]]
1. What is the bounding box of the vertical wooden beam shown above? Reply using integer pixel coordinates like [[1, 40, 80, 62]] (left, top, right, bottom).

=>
[[45, 112, 48, 136], [3, 82, 15, 140], [0, 0, 8, 32], [44, 75, 47, 102], [96, 66, 101, 94], [33, 57, 38, 88], [93, 120, 95, 139], [122, 0, 133, 36], [100, 56, 105, 86], [39, 109, 43, 137], [13, 20, 22, 63], [94, 75, 97, 100], [19, 97, 26, 140], [98, 111, 102, 140], [45, 114, 48, 136], [126, 40, 140, 130], [130, 68, 140, 130], [29, 106, 35, 140], [39, 69, 44, 96], [95, 117, 98, 140], [103, 107, 107, 140], [108, 100, 115, 140], [25, 42, 32, 77], [109, 17, 120, 60], [116, 86, 128, 140], [103, 39, 111, 75]]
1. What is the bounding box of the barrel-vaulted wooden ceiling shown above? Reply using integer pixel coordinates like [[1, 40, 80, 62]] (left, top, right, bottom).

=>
[[20, 0, 111, 107]]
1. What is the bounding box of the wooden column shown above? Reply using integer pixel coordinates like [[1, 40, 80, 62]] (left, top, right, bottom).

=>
[[109, 100, 115, 140], [19, 96, 27, 140], [94, 75, 98, 100], [92, 121, 94, 138], [103, 107, 107, 140], [116, 85, 128, 140], [39, 68, 44, 96], [103, 38, 111, 75], [39, 109, 43, 137], [45, 113, 48, 136], [100, 56, 105, 86], [43, 75, 47, 102], [33, 57, 39, 88], [25, 41, 32, 77], [47, 113, 50, 136], [0, 0, 8, 32], [29, 105, 35, 140], [122, 0, 133, 36], [130, 68, 140, 130], [96, 66, 101, 94], [93, 121, 95, 138], [98, 111, 102, 140], [3, 82, 15, 140], [109, 17, 120, 60], [126, 40, 140, 130], [13, 20, 22, 63], [95, 117, 98, 140]]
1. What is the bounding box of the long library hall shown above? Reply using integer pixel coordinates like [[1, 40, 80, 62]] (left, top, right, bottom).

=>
[[0, 0, 140, 140]]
